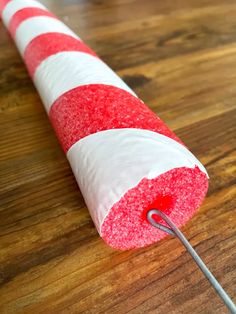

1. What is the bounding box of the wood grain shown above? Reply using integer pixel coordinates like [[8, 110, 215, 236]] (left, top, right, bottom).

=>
[[0, 0, 236, 313]]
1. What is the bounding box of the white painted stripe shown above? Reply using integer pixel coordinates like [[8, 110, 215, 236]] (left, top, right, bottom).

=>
[[67, 128, 208, 233], [33, 51, 136, 112], [15, 16, 79, 56], [2, 0, 46, 27]]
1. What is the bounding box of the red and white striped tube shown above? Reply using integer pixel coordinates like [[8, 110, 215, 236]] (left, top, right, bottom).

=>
[[1, 0, 209, 250]]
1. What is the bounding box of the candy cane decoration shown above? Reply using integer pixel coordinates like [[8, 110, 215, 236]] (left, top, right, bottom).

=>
[[0, 0, 209, 250]]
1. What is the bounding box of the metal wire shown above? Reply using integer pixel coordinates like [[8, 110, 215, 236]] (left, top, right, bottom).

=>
[[147, 209, 236, 313]]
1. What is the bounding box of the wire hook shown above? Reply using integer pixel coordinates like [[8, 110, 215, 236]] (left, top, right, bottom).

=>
[[147, 209, 236, 313]]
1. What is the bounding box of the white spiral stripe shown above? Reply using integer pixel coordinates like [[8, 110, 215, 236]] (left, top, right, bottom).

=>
[[33, 51, 137, 112], [67, 128, 208, 233], [15, 15, 79, 55], [2, 0, 46, 27]]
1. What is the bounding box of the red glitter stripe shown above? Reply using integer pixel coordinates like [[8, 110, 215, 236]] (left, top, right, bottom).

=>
[[24, 32, 97, 76], [49, 84, 183, 153], [0, 0, 11, 15], [9, 7, 55, 37]]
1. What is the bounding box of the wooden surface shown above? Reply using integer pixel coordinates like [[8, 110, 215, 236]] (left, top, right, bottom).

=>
[[0, 0, 236, 313]]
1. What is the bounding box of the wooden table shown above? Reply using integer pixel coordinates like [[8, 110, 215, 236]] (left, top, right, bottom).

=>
[[0, 0, 235, 313]]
